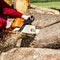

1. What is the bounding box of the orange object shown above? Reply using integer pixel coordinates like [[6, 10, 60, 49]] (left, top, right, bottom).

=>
[[12, 18, 24, 28]]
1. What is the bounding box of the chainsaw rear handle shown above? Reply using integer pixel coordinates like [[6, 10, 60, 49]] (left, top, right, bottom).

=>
[[30, 15, 35, 22], [25, 15, 35, 25]]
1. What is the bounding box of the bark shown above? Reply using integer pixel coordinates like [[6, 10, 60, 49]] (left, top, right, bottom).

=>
[[30, 23, 60, 49], [31, 5, 60, 15], [29, 6, 60, 29], [15, 0, 30, 13], [0, 32, 24, 52], [1, 48, 60, 60], [32, 14, 60, 29]]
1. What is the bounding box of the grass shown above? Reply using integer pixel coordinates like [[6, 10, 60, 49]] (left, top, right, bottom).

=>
[[31, 2, 60, 10]]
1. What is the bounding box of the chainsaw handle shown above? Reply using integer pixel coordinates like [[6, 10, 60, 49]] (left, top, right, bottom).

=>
[[25, 15, 35, 25]]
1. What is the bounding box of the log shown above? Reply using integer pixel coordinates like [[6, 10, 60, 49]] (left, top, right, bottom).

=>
[[0, 32, 35, 52], [30, 23, 60, 48], [32, 14, 60, 29], [1, 48, 60, 60], [15, 0, 30, 13], [4, 0, 12, 6], [31, 5, 60, 15], [0, 32, 24, 52]]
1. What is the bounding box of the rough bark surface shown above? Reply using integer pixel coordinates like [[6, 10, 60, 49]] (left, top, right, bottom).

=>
[[30, 23, 60, 49], [31, 5, 60, 15], [0, 32, 23, 52], [1, 48, 60, 60], [26, 6, 60, 29], [32, 14, 60, 29]]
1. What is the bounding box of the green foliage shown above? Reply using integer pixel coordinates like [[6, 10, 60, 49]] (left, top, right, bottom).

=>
[[31, 2, 60, 10], [30, 0, 60, 3]]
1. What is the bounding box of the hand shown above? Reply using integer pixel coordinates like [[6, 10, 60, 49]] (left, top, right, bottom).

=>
[[22, 15, 35, 25], [6, 21, 12, 29], [22, 15, 35, 21]]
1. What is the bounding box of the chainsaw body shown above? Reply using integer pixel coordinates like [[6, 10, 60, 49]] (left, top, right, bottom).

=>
[[12, 15, 35, 31], [2, 15, 34, 34]]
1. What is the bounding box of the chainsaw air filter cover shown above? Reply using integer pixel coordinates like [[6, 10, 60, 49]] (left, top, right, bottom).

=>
[[12, 18, 24, 28]]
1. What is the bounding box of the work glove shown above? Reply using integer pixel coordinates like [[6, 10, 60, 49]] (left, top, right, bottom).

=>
[[22, 15, 35, 25], [6, 21, 12, 29]]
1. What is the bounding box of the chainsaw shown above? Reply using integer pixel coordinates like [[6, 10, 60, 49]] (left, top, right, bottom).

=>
[[12, 15, 35, 32], [3, 14, 40, 35], [1, 15, 35, 33], [12, 15, 40, 34], [12, 10, 40, 34]]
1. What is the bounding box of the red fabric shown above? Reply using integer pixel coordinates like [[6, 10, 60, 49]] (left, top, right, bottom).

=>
[[3, 8, 23, 18], [0, 18, 7, 31], [0, 0, 23, 31]]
